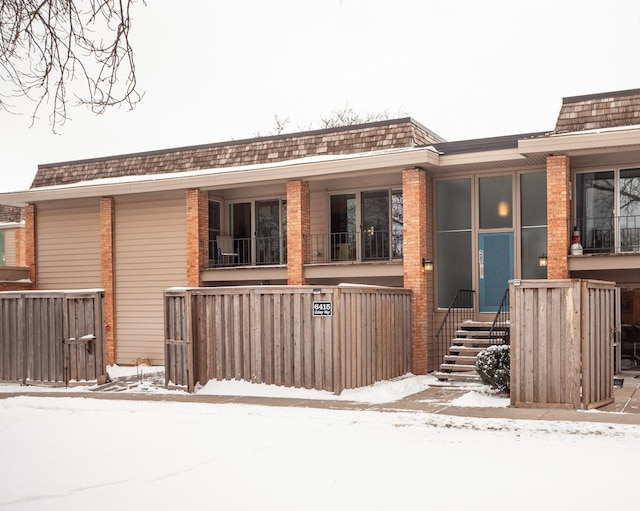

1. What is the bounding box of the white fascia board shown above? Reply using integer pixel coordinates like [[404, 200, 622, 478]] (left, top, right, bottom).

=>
[[0, 147, 440, 205], [518, 128, 640, 154], [437, 148, 527, 167]]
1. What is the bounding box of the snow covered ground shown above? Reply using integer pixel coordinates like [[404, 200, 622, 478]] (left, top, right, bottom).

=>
[[1, 368, 639, 510]]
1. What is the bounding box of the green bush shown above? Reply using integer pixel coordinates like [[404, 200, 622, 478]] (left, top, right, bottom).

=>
[[476, 344, 510, 393]]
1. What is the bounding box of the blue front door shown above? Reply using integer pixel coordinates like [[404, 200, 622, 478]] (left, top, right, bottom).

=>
[[479, 232, 513, 313]]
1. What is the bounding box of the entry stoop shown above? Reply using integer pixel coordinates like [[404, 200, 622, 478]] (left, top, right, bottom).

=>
[[433, 321, 509, 383]]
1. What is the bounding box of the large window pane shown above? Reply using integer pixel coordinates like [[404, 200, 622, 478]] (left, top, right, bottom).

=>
[[437, 232, 472, 307], [437, 179, 472, 307], [620, 168, 640, 251], [480, 175, 512, 229], [522, 227, 547, 279], [521, 173, 546, 227], [330, 194, 356, 261], [437, 179, 471, 231], [392, 191, 403, 258], [208, 201, 221, 261], [256, 200, 280, 264], [230, 202, 252, 264], [362, 190, 389, 260], [520, 173, 547, 279], [576, 171, 614, 252]]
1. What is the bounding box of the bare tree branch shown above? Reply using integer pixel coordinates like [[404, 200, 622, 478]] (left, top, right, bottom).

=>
[[0, 0, 145, 130]]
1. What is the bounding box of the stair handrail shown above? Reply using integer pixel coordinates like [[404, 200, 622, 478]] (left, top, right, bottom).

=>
[[435, 289, 475, 363], [488, 287, 510, 344]]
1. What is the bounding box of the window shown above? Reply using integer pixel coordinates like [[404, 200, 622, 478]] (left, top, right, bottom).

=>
[[0, 231, 4, 266], [227, 199, 287, 265], [208, 201, 221, 261], [330, 194, 356, 260], [436, 179, 472, 308], [573, 168, 640, 253], [520, 172, 547, 278], [328, 189, 401, 262], [479, 175, 512, 229]]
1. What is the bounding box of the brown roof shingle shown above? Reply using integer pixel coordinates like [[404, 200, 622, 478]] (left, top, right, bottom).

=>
[[554, 88, 640, 133], [0, 204, 24, 223], [31, 118, 443, 188]]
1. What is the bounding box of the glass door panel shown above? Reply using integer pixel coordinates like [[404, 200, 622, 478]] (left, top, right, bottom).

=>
[[361, 190, 389, 260], [620, 168, 640, 251], [256, 200, 281, 264], [576, 171, 614, 252], [330, 194, 356, 261], [229, 202, 251, 264]]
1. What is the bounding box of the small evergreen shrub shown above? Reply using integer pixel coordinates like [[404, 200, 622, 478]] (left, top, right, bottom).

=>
[[476, 344, 510, 393]]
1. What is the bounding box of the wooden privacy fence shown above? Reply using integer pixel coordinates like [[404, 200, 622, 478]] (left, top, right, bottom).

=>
[[510, 279, 615, 410], [165, 285, 412, 393], [0, 290, 106, 385]]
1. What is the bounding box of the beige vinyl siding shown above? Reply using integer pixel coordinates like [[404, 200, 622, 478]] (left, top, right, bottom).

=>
[[36, 200, 101, 289], [114, 192, 187, 365], [3, 229, 16, 266], [309, 190, 328, 234]]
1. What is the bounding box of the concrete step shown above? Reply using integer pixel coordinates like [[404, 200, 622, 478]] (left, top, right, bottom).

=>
[[444, 355, 478, 365], [439, 363, 477, 373], [448, 346, 486, 355], [433, 371, 481, 382], [451, 338, 505, 347]]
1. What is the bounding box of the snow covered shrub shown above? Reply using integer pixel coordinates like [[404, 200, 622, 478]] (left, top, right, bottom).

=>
[[476, 344, 510, 393]]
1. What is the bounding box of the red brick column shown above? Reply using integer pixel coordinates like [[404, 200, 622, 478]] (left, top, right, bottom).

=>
[[24, 204, 37, 287], [403, 168, 430, 375], [546, 155, 571, 279], [186, 189, 209, 287], [286, 180, 310, 285], [100, 197, 116, 365], [15, 227, 26, 267]]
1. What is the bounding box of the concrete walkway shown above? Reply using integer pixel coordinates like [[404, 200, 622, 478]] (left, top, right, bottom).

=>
[[2, 373, 640, 427]]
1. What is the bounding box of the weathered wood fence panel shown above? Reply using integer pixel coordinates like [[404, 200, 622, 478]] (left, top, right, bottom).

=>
[[0, 290, 106, 385], [510, 279, 615, 409], [164, 285, 412, 393]]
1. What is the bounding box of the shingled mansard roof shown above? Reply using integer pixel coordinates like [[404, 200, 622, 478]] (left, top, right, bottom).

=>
[[31, 118, 443, 189], [554, 88, 640, 133], [0, 204, 24, 224]]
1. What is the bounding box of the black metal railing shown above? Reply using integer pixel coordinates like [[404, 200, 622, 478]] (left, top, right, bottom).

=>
[[434, 289, 475, 366], [489, 288, 510, 345], [305, 230, 403, 263], [572, 215, 640, 254], [206, 236, 287, 268]]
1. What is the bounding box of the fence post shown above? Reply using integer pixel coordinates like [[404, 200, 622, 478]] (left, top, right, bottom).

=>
[[185, 289, 195, 393]]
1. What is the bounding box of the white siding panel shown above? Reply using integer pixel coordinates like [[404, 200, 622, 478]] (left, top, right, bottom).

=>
[[115, 192, 186, 365], [3, 229, 16, 266], [37, 200, 101, 289], [310, 190, 328, 234]]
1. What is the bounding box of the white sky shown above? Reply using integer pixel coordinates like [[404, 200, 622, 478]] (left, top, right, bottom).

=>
[[1, 0, 639, 193]]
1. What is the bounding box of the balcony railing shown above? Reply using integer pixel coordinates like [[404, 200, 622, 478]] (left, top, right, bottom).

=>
[[305, 230, 403, 264], [206, 236, 287, 268], [572, 215, 640, 254]]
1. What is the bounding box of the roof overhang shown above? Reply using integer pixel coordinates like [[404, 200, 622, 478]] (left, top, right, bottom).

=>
[[0, 147, 441, 206], [518, 126, 640, 156]]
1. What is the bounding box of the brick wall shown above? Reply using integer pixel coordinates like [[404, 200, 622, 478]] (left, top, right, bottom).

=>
[[0, 281, 34, 291], [402, 168, 429, 375], [286, 180, 310, 285], [15, 227, 26, 267], [546, 155, 571, 279], [100, 197, 116, 365], [186, 189, 208, 287]]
